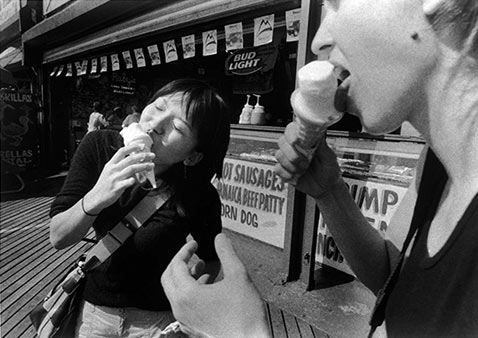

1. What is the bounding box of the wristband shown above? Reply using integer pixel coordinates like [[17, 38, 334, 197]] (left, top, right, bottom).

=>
[[81, 197, 100, 217]]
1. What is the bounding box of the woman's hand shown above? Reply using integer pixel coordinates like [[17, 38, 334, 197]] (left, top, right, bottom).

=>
[[161, 234, 272, 338], [84, 143, 155, 213], [274, 121, 344, 199]]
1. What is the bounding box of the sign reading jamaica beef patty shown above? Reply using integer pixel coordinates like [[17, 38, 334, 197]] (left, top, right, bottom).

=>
[[225, 44, 278, 94]]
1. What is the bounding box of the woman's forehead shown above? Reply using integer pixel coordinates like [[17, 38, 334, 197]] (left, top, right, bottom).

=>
[[156, 92, 186, 105]]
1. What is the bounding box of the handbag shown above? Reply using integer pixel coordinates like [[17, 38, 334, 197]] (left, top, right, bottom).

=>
[[29, 188, 172, 338]]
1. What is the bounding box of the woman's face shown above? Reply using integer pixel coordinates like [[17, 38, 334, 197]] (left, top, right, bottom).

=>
[[139, 92, 199, 169], [313, 0, 439, 134]]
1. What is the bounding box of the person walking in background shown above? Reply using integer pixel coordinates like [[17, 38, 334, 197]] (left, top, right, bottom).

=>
[[87, 101, 108, 133], [122, 104, 141, 127], [161, 0, 478, 337], [49, 79, 231, 337], [106, 106, 123, 131]]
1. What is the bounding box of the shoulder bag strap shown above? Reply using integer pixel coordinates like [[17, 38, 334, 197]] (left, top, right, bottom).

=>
[[82, 187, 172, 272]]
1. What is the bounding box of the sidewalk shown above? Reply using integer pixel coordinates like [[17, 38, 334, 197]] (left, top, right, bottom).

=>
[[0, 174, 324, 338]]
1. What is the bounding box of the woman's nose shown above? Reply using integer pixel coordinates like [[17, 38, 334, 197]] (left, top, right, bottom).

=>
[[311, 19, 334, 60]]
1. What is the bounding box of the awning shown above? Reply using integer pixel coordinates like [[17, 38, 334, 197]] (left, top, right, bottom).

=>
[[0, 47, 23, 70]]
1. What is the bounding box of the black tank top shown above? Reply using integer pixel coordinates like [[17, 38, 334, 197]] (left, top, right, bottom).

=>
[[386, 151, 478, 337]]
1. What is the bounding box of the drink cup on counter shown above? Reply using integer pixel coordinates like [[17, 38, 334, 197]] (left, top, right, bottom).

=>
[[120, 122, 157, 189]]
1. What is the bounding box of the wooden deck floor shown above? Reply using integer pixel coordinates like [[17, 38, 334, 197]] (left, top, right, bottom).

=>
[[0, 174, 327, 338]]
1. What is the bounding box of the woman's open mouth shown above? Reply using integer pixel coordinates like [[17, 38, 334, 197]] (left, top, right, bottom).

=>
[[334, 67, 352, 113]]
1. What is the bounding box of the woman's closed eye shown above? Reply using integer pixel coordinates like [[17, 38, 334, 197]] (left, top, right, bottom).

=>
[[171, 121, 183, 134]]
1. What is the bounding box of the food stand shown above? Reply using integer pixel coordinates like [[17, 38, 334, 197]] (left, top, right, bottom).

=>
[[24, 0, 428, 336]]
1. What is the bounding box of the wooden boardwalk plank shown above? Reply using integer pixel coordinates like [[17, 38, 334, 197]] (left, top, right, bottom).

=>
[[296, 316, 317, 338], [0, 198, 51, 234], [282, 309, 303, 338], [0, 197, 51, 226], [0, 221, 50, 268], [267, 303, 288, 338], [1, 245, 88, 337]]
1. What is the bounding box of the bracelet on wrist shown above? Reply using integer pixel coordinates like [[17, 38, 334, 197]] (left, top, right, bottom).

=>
[[81, 197, 100, 217]]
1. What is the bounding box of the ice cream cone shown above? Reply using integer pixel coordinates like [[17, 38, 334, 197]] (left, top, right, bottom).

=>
[[292, 60, 343, 152], [120, 123, 157, 188]]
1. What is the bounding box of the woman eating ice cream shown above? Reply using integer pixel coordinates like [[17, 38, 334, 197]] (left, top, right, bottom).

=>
[[49, 79, 230, 337]]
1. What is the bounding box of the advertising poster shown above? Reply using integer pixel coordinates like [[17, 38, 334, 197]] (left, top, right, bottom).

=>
[[134, 48, 146, 68], [122, 51, 133, 69], [90, 58, 98, 74], [213, 158, 288, 248], [56, 64, 64, 76], [315, 141, 422, 275], [0, 89, 39, 171], [202, 30, 217, 56], [181, 35, 195, 59], [225, 22, 243, 51], [50, 66, 58, 77], [163, 40, 178, 63], [110, 54, 120, 71], [66, 63, 73, 77], [80, 60, 88, 76], [285, 9, 301, 42], [74, 61, 82, 75], [254, 14, 274, 46], [316, 178, 409, 275], [224, 44, 278, 94], [100, 56, 108, 73], [147, 45, 161, 65]]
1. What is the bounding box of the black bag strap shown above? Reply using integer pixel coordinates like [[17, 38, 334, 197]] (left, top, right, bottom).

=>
[[367, 149, 447, 337], [82, 186, 172, 272]]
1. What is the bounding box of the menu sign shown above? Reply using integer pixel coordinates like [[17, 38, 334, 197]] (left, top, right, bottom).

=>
[[0, 89, 39, 170], [214, 158, 288, 248]]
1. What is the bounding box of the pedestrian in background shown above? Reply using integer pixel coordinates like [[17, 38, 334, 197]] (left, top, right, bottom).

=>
[[106, 106, 123, 131], [161, 1, 478, 337], [87, 101, 108, 133]]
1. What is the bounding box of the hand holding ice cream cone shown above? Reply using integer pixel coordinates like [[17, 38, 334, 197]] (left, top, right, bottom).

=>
[[120, 122, 157, 189]]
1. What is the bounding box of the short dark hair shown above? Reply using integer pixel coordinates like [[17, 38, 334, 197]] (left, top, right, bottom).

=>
[[93, 101, 103, 111], [149, 79, 231, 180]]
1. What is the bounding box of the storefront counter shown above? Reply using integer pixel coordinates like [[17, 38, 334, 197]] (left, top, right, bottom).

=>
[[217, 127, 425, 337]]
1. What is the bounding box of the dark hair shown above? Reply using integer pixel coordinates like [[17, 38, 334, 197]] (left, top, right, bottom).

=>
[[93, 101, 103, 112], [149, 78, 231, 180]]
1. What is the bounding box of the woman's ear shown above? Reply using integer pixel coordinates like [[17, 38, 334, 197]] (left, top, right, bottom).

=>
[[183, 152, 203, 166], [423, 0, 444, 16]]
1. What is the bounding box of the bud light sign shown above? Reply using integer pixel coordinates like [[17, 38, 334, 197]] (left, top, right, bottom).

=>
[[225, 45, 278, 76]]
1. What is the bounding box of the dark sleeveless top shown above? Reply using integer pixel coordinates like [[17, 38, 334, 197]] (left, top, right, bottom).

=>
[[50, 130, 221, 311], [386, 150, 478, 337]]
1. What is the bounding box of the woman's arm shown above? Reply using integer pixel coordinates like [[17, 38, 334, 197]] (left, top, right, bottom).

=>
[[50, 135, 156, 250], [50, 193, 101, 249], [314, 182, 392, 294], [274, 122, 397, 294]]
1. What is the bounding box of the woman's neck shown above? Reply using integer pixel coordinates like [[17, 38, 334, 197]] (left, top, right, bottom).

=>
[[421, 58, 478, 196]]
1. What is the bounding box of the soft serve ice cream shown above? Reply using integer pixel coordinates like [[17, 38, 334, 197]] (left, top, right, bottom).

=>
[[120, 122, 157, 189], [291, 60, 343, 152]]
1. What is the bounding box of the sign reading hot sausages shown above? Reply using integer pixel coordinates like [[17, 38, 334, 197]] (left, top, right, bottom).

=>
[[214, 158, 288, 248]]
